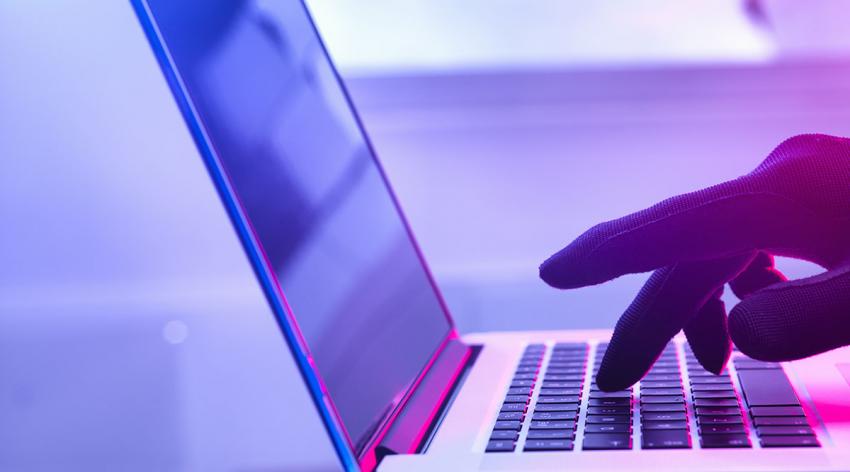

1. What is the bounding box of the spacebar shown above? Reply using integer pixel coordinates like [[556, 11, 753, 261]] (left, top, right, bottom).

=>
[[737, 369, 800, 407]]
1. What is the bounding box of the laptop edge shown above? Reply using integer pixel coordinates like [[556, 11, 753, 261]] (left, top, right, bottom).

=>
[[129, 1, 472, 470]]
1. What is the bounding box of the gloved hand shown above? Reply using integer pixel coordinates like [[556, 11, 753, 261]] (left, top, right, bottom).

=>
[[539, 134, 850, 391]]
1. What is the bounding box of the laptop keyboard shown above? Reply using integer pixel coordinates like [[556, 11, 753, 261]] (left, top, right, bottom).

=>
[[486, 341, 820, 453]]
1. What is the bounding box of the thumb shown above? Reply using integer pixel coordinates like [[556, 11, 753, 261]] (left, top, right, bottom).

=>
[[728, 265, 850, 361]]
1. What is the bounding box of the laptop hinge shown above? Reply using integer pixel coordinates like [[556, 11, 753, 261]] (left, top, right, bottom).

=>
[[374, 337, 476, 462]]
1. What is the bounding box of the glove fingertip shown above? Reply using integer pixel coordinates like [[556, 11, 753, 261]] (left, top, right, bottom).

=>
[[728, 302, 775, 361], [539, 249, 598, 289], [684, 296, 732, 375], [538, 255, 571, 289], [594, 366, 634, 392]]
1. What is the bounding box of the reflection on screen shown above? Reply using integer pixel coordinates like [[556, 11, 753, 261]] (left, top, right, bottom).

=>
[[145, 0, 452, 452]]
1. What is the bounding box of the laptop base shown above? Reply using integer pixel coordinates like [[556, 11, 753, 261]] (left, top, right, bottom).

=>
[[380, 329, 850, 471]]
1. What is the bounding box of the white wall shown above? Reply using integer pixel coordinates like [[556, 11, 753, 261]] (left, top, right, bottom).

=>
[[0, 2, 260, 306]]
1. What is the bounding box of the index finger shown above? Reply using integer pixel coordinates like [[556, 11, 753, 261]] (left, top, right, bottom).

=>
[[595, 252, 755, 391], [539, 177, 813, 289]]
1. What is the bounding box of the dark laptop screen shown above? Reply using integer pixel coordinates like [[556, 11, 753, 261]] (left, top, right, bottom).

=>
[[143, 0, 452, 451]]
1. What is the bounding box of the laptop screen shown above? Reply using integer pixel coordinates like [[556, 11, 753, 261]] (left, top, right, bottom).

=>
[[142, 0, 453, 452]]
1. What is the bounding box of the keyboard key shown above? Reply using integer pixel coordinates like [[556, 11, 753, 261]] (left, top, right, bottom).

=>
[[698, 415, 744, 425], [510, 380, 535, 388], [640, 381, 682, 388], [695, 407, 741, 416], [513, 373, 537, 380], [641, 374, 681, 382], [493, 420, 522, 430], [549, 363, 586, 370], [687, 370, 720, 377], [691, 383, 734, 391], [640, 388, 683, 396], [584, 424, 630, 433], [700, 434, 751, 448], [689, 376, 733, 384], [527, 429, 574, 440], [539, 389, 582, 397], [497, 411, 524, 421], [546, 367, 586, 375], [507, 387, 532, 396], [500, 403, 526, 412], [545, 374, 585, 381], [524, 439, 574, 451], [535, 403, 580, 412], [548, 360, 586, 366], [586, 415, 631, 424], [757, 425, 815, 436], [541, 381, 582, 389], [753, 416, 809, 426], [588, 397, 631, 406], [642, 411, 687, 421], [641, 395, 684, 404], [515, 366, 539, 373], [552, 356, 587, 362], [641, 420, 688, 430], [486, 440, 515, 452], [582, 433, 631, 450], [532, 411, 576, 421], [554, 342, 586, 349], [549, 356, 585, 362], [490, 430, 519, 440], [640, 403, 686, 412], [590, 390, 631, 398], [647, 368, 681, 375], [587, 406, 631, 415], [504, 395, 529, 404], [750, 406, 805, 417], [564, 342, 587, 350], [694, 398, 739, 408], [650, 360, 681, 367], [552, 346, 588, 358], [551, 348, 587, 353], [537, 396, 580, 404], [530, 420, 576, 430], [699, 424, 746, 435], [692, 390, 738, 399], [734, 360, 781, 370], [760, 435, 819, 447], [737, 370, 800, 407], [642, 430, 691, 449]]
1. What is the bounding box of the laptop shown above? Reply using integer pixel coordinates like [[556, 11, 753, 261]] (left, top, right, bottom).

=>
[[131, 1, 850, 470]]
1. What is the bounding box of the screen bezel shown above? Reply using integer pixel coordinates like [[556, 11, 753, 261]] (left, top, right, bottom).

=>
[[129, 0, 459, 468]]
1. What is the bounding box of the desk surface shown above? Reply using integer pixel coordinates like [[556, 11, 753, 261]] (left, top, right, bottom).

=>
[[0, 299, 342, 472]]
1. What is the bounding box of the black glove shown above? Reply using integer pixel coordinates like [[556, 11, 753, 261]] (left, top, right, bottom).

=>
[[539, 134, 850, 391]]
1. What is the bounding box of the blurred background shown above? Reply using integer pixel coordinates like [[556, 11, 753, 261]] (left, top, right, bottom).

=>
[[3, 0, 850, 470]]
